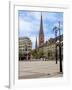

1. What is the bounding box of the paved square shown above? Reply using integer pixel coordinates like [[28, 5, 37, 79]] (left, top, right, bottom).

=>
[[18, 60, 63, 79]]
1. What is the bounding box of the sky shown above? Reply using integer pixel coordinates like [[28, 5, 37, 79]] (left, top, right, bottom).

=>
[[18, 11, 63, 49]]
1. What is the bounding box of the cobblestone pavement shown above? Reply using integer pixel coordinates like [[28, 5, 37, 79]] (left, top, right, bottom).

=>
[[18, 60, 63, 79]]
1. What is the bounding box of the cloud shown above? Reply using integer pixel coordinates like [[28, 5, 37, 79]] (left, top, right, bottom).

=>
[[19, 16, 40, 37], [19, 11, 41, 21]]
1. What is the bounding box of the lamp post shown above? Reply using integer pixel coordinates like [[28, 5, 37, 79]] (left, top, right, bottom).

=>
[[53, 26, 58, 64], [53, 21, 63, 72], [58, 21, 63, 72]]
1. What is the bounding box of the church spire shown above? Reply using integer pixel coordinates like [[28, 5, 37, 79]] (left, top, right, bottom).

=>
[[39, 13, 44, 34], [39, 13, 44, 46]]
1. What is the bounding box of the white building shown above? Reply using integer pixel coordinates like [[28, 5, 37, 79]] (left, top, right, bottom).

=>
[[19, 37, 32, 60]]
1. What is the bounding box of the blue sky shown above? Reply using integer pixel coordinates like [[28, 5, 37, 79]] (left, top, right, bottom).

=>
[[18, 11, 63, 49]]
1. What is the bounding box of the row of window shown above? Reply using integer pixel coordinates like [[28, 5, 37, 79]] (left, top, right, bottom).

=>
[[19, 48, 31, 51], [19, 43, 32, 45], [19, 45, 32, 48]]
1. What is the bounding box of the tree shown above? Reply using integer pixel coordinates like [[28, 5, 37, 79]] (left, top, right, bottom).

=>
[[53, 26, 58, 64], [47, 50, 52, 60], [19, 53, 24, 61], [31, 50, 38, 59], [38, 50, 44, 60]]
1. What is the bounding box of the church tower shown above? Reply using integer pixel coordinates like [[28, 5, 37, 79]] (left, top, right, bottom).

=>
[[35, 37, 37, 49], [39, 14, 44, 46]]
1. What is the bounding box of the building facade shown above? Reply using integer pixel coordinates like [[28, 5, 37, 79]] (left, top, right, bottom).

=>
[[19, 37, 32, 60], [34, 14, 63, 60], [37, 36, 63, 60]]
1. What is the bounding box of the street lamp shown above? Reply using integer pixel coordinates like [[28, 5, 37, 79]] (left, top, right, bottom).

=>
[[58, 21, 63, 72], [53, 26, 58, 64], [53, 21, 63, 72]]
